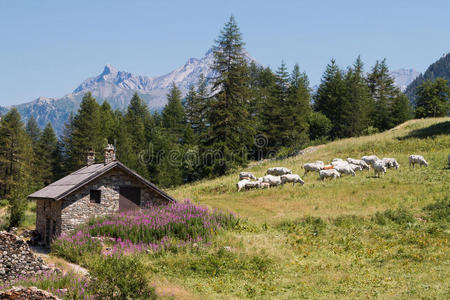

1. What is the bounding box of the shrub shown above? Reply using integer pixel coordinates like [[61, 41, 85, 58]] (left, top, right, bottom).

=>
[[0, 271, 94, 299], [423, 197, 450, 223], [87, 254, 156, 300], [373, 208, 415, 225], [0, 199, 8, 207], [51, 230, 102, 263]]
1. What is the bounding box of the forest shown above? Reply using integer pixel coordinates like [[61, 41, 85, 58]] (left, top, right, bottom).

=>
[[0, 16, 448, 228]]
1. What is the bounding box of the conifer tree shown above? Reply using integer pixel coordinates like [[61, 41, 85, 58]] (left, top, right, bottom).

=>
[[36, 123, 58, 186], [207, 15, 253, 175], [26, 116, 41, 147], [314, 59, 346, 138], [184, 74, 209, 138], [368, 59, 411, 130], [342, 57, 374, 136], [162, 83, 186, 142], [0, 108, 34, 199], [124, 93, 151, 178], [285, 63, 311, 148], [415, 78, 449, 118], [69, 92, 102, 170]]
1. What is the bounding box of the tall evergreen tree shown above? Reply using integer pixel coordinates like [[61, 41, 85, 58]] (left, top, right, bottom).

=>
[[162, 83, 186, 142], [342, 57, 374, 136], [368, 59, 411, 130], [285, 63, 311, 148], [314, 59, 346, 138], [69, 92, 102, 170], [415, 78, 449, 118], [0, 108, 34, 198], [26, 116, 41, 147], [207, 15, 253, 175], [184, 74, 209, 138], [36, 123, 58, 186]]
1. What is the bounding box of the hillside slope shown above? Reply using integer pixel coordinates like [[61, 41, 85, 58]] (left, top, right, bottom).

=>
[[151, 118, 449, 299], [170, 117, 449, 224]]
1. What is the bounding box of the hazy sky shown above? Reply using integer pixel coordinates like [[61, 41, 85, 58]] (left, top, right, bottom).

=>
[[0, 0, 449, 105]]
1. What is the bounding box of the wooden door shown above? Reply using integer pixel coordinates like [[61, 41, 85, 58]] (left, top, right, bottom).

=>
[[119, 187, 141, 211]]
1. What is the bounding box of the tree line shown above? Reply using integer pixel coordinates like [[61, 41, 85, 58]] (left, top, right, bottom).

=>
[[0, 16, 448, 228]]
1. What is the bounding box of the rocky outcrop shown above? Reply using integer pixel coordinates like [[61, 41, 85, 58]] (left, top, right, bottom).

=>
[[0, 232, 50, 284], [0, 286, 61, 300]]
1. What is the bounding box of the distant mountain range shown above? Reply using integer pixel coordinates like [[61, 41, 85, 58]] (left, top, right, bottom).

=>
[[1, 49, 444, 135], [0, 49, 223, 134]]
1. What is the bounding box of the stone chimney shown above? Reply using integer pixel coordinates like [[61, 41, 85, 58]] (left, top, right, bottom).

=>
[[86, 148, 95, 166], [104, 144, 116, 165]]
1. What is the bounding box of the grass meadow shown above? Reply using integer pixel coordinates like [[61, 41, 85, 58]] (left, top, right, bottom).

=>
[[1, 117, 449, 299], [153, 117, 449, 299]]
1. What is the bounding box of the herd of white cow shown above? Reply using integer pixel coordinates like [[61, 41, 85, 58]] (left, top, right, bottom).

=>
[[236, 154, 430, 192]]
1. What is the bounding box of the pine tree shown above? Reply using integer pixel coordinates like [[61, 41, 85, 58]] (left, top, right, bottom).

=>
[[36, 123, 58, 186], [368, 59, 411, 130], [184, 74, 209, 138], [26, 116, 41, 147], [100, 101, 118, 143], [415, 78, 450, 118], [124, 93, 151, 178], [285, 63, 311, 148], [162, 83, 186, 142], [69, 92, 102, 170], [314, 59, 346, 138], [0, 108, 34, 199], [206, 15, 254, 175], [342, 57, 374, 136]]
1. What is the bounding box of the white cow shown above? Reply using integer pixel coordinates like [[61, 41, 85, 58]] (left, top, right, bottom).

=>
[[281, 174, 305, 185], [373, 160, 387, 177], [236, 179, 250, 192], [303, 162, 323, 176], [409, 155, 428, 167], [319, 169, 341, 180], [333, 164, 356, 176], [347, 158, 370, 170], [382, 158, 400, 170], [361, 155, 380, 167], [266, 167, 292, 176], [239, 172, 257, 180], [262, 175, 283, 187]]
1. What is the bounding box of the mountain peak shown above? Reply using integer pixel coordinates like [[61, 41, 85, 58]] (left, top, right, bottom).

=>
[[102, 64, 119, 75]]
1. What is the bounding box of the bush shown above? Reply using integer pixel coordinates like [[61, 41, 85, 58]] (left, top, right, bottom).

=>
[[373, 208, 415, 225], [423, 197, 450, 223], [87, 255, 156, 300], [7, 187, 27, 229], [309, 112, 332, 141], [0, 199, 8, 207], [51, 230, 102, 264]]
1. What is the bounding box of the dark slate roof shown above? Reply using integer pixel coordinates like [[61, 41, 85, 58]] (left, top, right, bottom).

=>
[[28, 161, 176, 203]]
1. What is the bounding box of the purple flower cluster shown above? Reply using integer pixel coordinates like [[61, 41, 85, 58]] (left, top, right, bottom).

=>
[[53, 200, 238, 257], [0, 270, 94, 300]]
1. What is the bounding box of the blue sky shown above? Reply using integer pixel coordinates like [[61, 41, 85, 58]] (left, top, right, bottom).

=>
[[0, 0, 449, 106]]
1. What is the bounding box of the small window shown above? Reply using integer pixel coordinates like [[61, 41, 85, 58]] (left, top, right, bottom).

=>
[[90, 190, 101, 204]]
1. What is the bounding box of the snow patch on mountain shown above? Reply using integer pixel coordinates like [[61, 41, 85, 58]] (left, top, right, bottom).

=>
[[391, 68, 420, 92]]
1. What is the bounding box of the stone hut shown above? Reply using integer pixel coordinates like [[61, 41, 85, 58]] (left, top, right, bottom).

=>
[[28, 144, 176, 245]]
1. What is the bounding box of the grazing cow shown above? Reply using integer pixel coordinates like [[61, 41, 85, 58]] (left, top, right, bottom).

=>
[[319, 169, 340, 180], [266, 167, 292, 176], [409, 155, 428, 167], [281, 174, 305, 186]]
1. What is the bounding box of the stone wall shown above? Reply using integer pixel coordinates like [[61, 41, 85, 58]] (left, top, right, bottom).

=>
[[0, 286, 60, 300], [60, 168, 170, 234], [35, 199, 62, 245], [0, 232, 51, 284]]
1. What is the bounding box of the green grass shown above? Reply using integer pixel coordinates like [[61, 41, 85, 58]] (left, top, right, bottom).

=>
[[8, 117, 450, 299], [151, 117, 450, 299]]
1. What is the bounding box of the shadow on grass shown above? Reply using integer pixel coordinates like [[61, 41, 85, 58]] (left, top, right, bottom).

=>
[[398, 121, 450, 140]]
